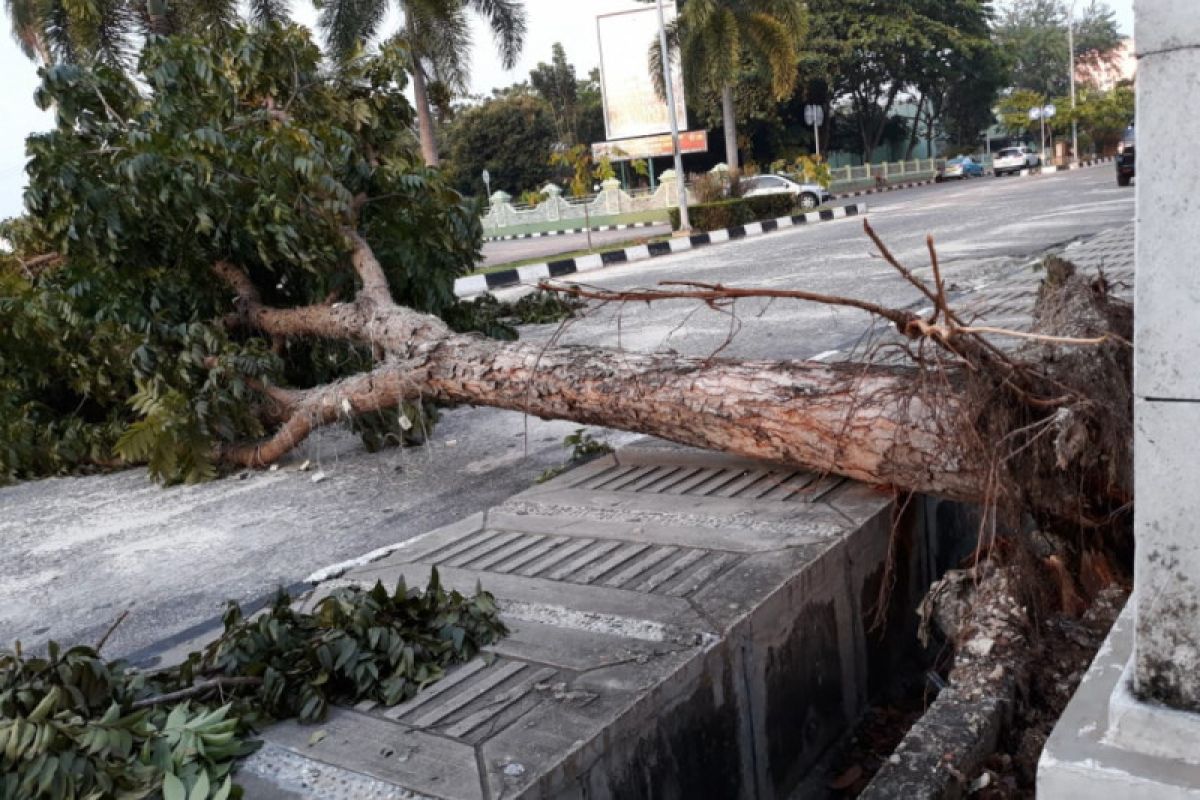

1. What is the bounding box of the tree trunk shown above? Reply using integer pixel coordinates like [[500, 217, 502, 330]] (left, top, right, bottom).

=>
[[211, 237, 1133, 527], [722, 84, 739, 173], [410, 52, 440, 168], [146, 0, 172, 36], [905, 94, 927, 160], [868, 84, 902, 160]]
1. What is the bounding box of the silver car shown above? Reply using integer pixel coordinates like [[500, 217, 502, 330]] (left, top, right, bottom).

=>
[[740, 174, 832, 210]]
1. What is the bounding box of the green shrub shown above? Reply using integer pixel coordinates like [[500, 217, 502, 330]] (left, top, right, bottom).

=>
[[670, 193, 800, 232], [744, 194, 800, 220]]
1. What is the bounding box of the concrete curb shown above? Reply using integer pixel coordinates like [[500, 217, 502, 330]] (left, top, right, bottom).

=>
[[833, 177, 937, 199], [484, 220, 660, 243], [457, 202, 867, 298]]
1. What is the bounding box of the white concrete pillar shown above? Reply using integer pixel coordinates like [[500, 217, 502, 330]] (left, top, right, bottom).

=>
[[600, 177, 621, 214], [1133, 0, 1200, 712], [488, 191, 512, 227], [659, 169, 678, 206], [540, 184, 562, 222]]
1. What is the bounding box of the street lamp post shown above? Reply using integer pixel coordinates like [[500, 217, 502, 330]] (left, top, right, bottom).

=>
[[656, 0, 689, 233], [1068, 0, 1079, 164]]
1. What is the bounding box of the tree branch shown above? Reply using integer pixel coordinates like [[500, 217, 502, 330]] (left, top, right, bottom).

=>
[[129, 677, 263, 710], [342, 228, 393, 306]]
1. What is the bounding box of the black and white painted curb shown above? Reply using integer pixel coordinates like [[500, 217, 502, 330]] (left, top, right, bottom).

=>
[[833, 177, 937, 200], [484, 220, 660, 243], [457, 202, 867, 298]]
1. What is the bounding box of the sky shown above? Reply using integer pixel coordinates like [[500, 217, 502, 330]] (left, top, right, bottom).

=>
[[0, 0, 1135, 221]]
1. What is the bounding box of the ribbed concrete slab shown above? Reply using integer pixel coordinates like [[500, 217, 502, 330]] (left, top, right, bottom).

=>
[[241, 445, 926, 799]]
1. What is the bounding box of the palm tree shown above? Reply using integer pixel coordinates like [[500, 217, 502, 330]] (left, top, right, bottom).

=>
[[316, 0, 526, 167], [4, 0, 292, 69], [651, 0, 807, 173]]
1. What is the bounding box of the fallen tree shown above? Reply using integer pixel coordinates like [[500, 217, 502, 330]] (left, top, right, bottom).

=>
[[1, 25, 1132, 532], [210, 223, 1131, 528]]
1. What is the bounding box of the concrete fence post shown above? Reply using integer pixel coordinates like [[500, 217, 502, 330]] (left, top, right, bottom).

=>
[[488, 191, 512, 229], [659, 169, 678, 206], [600, 178, 621, 215], [540, 183, 563, 222]]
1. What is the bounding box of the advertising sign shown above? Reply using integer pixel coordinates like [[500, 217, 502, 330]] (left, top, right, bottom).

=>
[[597, 3, 688, 141], [592, 130, 708, 162]]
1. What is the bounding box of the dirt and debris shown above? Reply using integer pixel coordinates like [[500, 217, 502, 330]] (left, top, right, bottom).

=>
[[977, 583, 1128, 797], [820, 546, 1128, 800]]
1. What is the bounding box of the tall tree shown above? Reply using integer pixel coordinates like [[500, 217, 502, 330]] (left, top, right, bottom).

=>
[[316, 0, 527, 168], [3, 0, 291, 69], [442, 92, 557, 196], [529, 42, 577, 145], [651, 0, 808, 173], [993, 0, 1121, 98], [908, 0, 1007, 153], [806, 0, 999, 162]]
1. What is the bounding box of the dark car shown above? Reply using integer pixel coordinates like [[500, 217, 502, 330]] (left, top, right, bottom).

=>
[[1117, 124, 1135, 187]]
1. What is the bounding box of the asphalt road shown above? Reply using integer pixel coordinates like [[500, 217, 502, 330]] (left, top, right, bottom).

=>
[[508, 166, 1135, 361], [0, 165, 1134, 660], [480, 224, 671, 268]]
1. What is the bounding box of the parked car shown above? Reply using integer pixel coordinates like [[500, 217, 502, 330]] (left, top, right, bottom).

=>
[[992, 146, 1041, 176], [937, 156, 985, 181], [1116, 124, 1135, 187], [739, 174, 832, 210]]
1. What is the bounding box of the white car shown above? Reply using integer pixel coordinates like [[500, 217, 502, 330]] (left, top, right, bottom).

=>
[[992, 146, 1041, 176], [739, 174, 832, 210]]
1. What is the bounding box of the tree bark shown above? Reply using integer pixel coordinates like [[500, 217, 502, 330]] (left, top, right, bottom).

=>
[[146, 0, 172, 36], [410, 52, 440, 168], [211, 232, 1131, 526], [905, 94, 927, 160], [722, 84, 739, 173]]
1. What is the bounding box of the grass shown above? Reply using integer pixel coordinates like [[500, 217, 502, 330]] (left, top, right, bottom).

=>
[[484, 208, 670, 238], [471, 233, 673, 275]]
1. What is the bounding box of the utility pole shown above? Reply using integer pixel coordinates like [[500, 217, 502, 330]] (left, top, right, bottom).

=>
[[1068, 0, 1080, 164], [656, 0, 689, 233]]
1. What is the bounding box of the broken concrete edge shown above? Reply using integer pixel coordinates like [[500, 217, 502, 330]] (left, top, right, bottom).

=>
[[1038, 601, 1200, 799], [857, 565, 1027, 800], [455, 202, 869, 298]]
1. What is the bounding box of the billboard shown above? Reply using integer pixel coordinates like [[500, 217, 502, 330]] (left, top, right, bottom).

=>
[[592, 130, 708, 162], [596, 3, 688, 141]]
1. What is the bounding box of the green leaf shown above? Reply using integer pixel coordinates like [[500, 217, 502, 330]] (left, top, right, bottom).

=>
[[189, 770, 210, 800], [163, 773, 187, 800]]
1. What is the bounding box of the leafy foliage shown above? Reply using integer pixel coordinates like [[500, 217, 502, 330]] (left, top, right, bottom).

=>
[[1, 25, 483, 485], [3, 0, 294, 71], [444, 92, 558, 197], [314, 0, 527, 166], [650, 0, 808, 170], [806, 0, 1003, 160], [536, 428, 614, 484], [443, 290, 584, 342], [0, 573, 507, 799], [993, 0, 1122, 99], [772, 154, 833, 189]]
